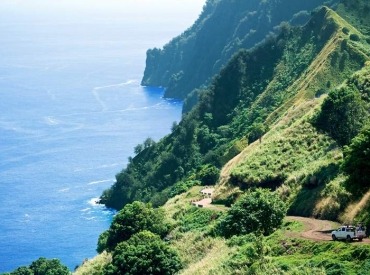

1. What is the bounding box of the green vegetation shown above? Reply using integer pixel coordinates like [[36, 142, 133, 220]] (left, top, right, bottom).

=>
[[104, 231, 182, 275], [5, 257, 69, 275], [314, 69, 370, 146], [74, 252, 111, 275], [176, 207, 220, 233], [102, 5, 364, 210], [215, 226, 370, 274], [230, 121, 336, 189], [95, 2, 370, 274], [142, 0, 337, 102], [342, 123, 370, 190], [97, 201, 169, 252], [196, 164, 220, 186], [93, 201, 182, 275], [217, 189, 287, 237]]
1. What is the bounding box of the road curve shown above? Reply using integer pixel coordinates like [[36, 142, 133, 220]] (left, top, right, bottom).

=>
[[286, 216, 370, 244]]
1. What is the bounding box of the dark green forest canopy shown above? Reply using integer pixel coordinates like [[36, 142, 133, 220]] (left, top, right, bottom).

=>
[[142, 0, 339, 104], [97, 202, 169, 252], [5, 258, 69, 275], [104, 231, 182, 275]]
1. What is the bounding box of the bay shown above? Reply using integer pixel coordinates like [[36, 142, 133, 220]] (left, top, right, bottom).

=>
[[0, 0, 204, 272]]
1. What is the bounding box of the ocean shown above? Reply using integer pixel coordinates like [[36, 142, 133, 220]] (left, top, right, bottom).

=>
[[0, 0, 204, 272]]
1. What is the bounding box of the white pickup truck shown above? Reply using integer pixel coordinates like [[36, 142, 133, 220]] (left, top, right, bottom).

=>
[[331, 225, 366, 242]]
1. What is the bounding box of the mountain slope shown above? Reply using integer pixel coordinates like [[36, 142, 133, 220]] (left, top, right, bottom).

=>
[[82, 2, 370, 275], [101, 6, 370, 213], [215, 7, 370, 219], [141, 0, 338, 103]]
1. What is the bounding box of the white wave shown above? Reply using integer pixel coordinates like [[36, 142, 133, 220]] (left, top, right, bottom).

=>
[[98, 163, 120, 169], [74, 163, 120, 172], [44, 116, 60, 126], [92, 89, 108, 111], [20, 214, 31, 223], [88, 179, 114, 185], [80, 208, 91, 212], [92, 80, 138, 111], [58, 101, 174, 117], [93, 80, 138, 91], [58, 187, 70, 192], [88, 197, 100, 206]]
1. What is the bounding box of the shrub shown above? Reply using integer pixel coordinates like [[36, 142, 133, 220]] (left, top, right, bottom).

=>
[[99, 201, 169, 252], [342, 123, 370, 190], [349, 33, 360, 41], [7, 267, 33, 275], [248, 122, 267, 143], [217, 189, 287, 237], [104, 231, 182, 275], [169, 180, 198, 197], [197, 165, 220, 185], [313, 86, 366, 146], [8, 258, 70, 275], [178, 207, 220, 232], [97, 230, 110, 253]]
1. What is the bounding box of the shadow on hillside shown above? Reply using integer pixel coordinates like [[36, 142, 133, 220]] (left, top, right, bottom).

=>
[[288, 185, 324, 217]]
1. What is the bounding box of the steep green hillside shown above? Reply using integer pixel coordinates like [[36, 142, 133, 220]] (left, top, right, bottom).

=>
[[96, 3, 370, 273], [215, 7, 370, 219], [142, 0, 338, 103], [75, 1, 370, 274], [101, 6, 370, 212]]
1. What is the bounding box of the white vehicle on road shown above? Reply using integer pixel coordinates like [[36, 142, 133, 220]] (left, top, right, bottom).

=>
[[331, 225, 366, 242]]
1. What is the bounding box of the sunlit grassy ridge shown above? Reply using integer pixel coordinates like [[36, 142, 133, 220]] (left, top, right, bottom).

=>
[[214, 7, 370, 221], [74, 252, 111, 275]]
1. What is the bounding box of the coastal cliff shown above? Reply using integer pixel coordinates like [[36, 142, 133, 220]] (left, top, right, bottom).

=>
[[142, 0, 338, 106]]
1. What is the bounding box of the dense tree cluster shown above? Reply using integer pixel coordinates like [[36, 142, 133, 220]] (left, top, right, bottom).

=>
[[342, 123, 370, 190], [6, 258, 69, 275], [97, 202, 182, 275], [217, 189, 287, 237], [97, 201, 169, 252], [314, 85, 368, 146], [104, 231, 182, 275]]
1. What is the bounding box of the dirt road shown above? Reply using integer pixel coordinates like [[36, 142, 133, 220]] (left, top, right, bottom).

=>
[[286, 216, 370, 244]]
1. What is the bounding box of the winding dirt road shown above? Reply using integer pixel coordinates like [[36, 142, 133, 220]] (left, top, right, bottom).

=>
[[286, 216, 370, 244]]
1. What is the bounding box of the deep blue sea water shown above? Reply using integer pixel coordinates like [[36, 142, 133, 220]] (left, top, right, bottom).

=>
[[0, 0, 204, 272]]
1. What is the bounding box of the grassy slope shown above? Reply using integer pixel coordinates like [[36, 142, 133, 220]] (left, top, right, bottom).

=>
[[74, 252, 111, 275], [162, 189, 370, 275], [214, 7, 370, 221], [162, 187, 233, 275]]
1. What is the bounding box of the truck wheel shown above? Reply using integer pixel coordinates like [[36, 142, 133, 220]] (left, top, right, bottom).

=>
[[359, 237, 363, 242], [332, 234, 337, 241], [346, 235, 352, 242]]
